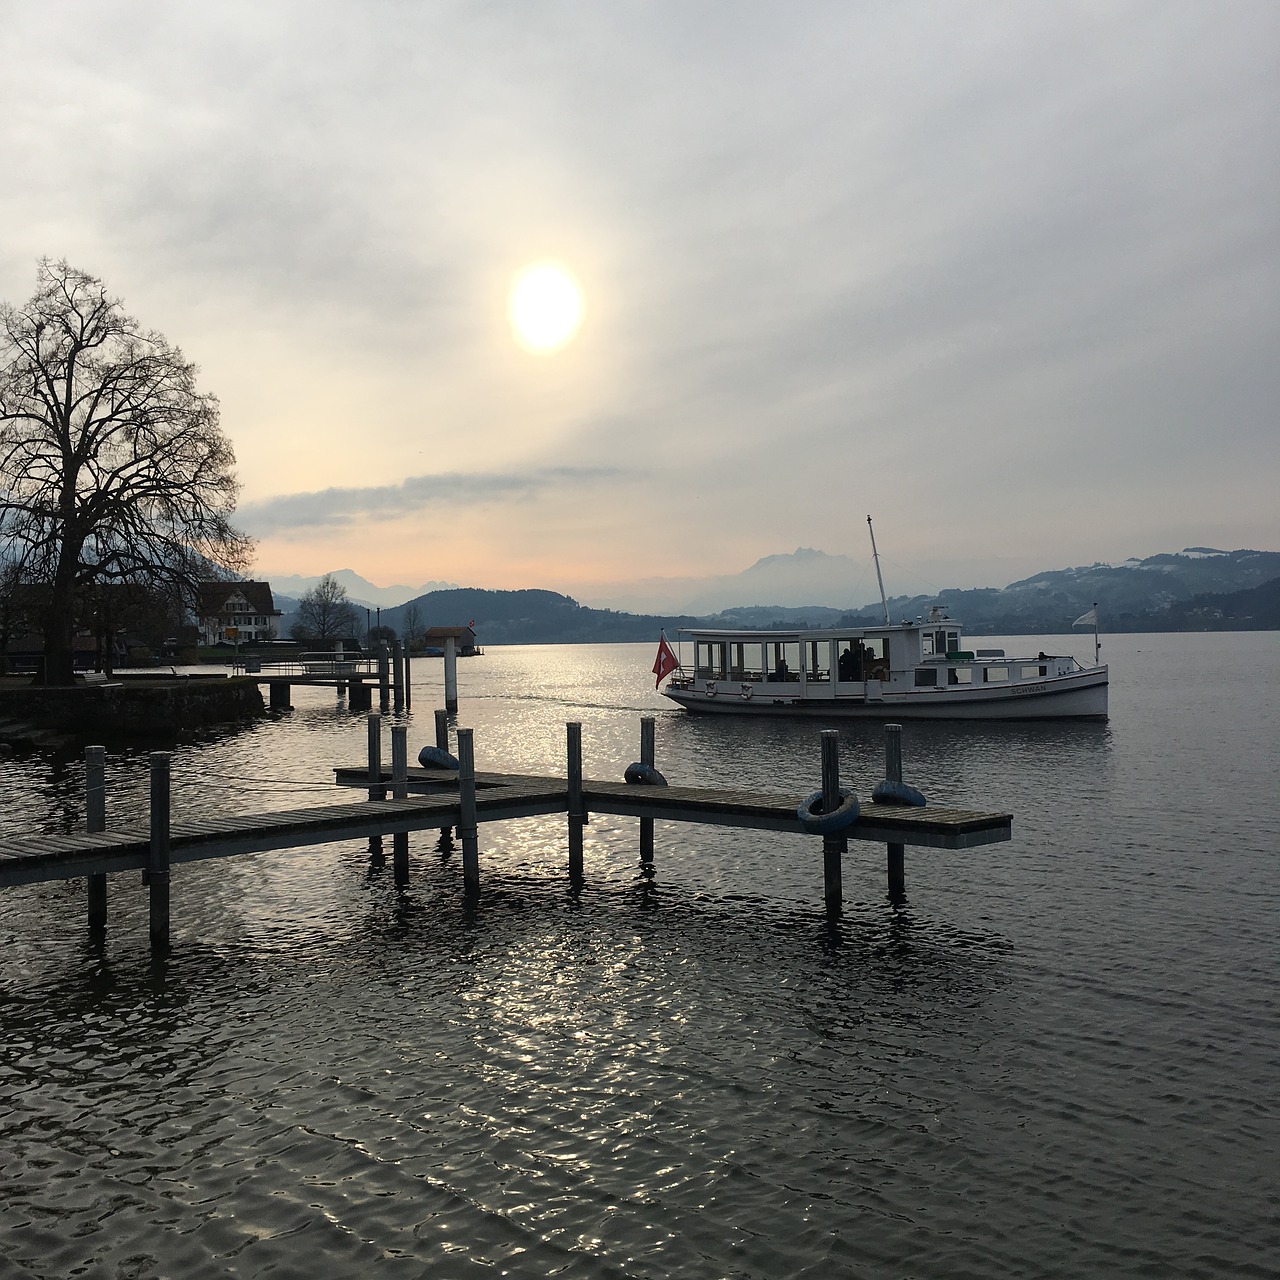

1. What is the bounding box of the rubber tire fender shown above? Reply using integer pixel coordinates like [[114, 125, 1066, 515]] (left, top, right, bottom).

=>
[[796, 787, 860, 834], [417, 744, 461, 771], [872, 779, 927, 807], [624, 762, 668, 786]]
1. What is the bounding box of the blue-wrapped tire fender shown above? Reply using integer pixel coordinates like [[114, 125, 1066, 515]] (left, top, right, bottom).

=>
[[796, 787, 860, 834], [625, 762, 668, 786], [418, 745, 460, 771], [872, 779, 927, 807]]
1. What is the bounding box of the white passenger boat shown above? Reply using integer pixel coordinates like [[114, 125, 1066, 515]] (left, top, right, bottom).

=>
[[658, 608, 1108, 720]]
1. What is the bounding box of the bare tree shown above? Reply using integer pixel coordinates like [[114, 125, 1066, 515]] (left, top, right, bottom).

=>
[[291, 573, 359, 643], [0, 260, 253, 684], [402, 602, 424, 650]]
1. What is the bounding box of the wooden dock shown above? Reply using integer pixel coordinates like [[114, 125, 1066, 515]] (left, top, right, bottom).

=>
[[0, 718, 1011, 949]]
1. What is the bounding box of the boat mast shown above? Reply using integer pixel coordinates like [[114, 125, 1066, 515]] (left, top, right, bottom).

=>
[[867, 515, 891, 625]]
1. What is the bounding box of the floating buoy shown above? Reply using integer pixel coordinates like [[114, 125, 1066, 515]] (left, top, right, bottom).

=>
[[624, 762, 668, 786], [872, 779, 927, 807], [417, 744, 460, 771], [796, 787, 860, 834]]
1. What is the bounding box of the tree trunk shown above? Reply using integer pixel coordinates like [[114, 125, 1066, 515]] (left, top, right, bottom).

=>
[[39, 553, 80, 687]]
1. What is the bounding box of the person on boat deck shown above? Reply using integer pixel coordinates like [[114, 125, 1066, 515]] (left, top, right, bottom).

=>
[[838, 648, 860, 681], [772, 657, 790, 682]]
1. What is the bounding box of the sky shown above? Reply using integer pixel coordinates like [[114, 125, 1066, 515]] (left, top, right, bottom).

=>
[[2, 1, 1276, 613]]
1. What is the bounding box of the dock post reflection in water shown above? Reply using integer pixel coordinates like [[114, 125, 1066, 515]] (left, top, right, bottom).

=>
[[885, 724, 906, 902], [639, 717, 656, 867], [391, 724, 409, 885], [85, 744, 107, 935], [821, 729, 845, 915], [147, 751, 171, 950], [457, 728, 479, 898], [567, 722, 585, 883], [434, 708, 453, 842]]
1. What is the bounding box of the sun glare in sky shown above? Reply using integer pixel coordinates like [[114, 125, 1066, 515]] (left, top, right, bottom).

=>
[[508, 261, 584, 354]]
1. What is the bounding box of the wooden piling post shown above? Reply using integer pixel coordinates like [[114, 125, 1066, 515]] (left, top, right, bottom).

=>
[[820, 729, 845, 914], [885, 723, 906, 902], [567, 722, 585, 883], [269, 681, 291, 711], [403, 645, 412, 710], [391, 724, 409, 884], [444, 636, 459, 715], [366, 713, 384, 799], [378, 643, 391, 713], [367, 712, 384, 860], [457, 728, 479, 898], [639, 717, 655, 865], [392, 640, 405, 715], [348, 676, 371, 711], [434, 707, 453, 838], [85, 745, 107, 933], [148, 752, 171, 950]]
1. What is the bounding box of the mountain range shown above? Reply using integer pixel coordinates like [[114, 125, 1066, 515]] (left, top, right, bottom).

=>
[[270, 548, 1280, 643]]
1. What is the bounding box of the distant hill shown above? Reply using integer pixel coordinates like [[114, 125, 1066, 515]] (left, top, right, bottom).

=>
[[1155, 575, 1280, 630], [267, 548, 1280, 644]]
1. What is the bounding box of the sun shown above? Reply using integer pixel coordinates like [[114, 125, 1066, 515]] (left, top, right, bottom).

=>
[[508, 261, 584, 354]]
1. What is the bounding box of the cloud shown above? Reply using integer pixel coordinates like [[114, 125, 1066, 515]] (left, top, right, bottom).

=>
[[240, 465, 627, 536]]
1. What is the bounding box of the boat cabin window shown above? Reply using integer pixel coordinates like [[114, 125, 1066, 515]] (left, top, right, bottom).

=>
[[729, 641, 767, 682], [695, 641, 729, 680], [948, 667, 973, 684], [806, 640, 831, 682], [836, 637, 886, 681], [1021, 665, 1047, 679], [983, 666, 1009, 683], [766, 640, 800, 682], [921, 629, 962, 657], [914, 667, 938, 687]]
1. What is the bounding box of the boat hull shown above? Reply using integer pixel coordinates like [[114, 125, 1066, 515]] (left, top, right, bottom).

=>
[[663, 669, 1108, 721]]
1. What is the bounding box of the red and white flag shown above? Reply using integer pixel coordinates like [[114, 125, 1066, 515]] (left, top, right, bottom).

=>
[[652, 633, 679, 687]]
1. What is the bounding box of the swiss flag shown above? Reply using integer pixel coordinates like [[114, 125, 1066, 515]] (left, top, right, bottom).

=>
[[652, 634, 679, 688]]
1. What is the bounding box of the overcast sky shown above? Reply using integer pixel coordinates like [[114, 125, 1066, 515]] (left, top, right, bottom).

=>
[[2, 1, 1276, 611]]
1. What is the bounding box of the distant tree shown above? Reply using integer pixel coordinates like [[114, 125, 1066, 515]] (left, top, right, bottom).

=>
[[291, 573, 359, 642], [368, 624, 398, 650], [401, 602, 424, 649], [0, 260, 252, 684]]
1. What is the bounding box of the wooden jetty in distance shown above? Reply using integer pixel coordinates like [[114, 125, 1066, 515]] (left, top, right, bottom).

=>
[[242, 641, 411, 713], [244, 632, 467, 715], [0, 717, 1011, 951]]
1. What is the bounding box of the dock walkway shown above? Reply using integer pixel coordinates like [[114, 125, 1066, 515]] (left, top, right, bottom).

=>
[[0, 718, 1012, 950], [0, 771, 1009, 889]]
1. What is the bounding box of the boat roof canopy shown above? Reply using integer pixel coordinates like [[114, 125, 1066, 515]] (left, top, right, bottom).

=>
[[677, 619, 952, 642]]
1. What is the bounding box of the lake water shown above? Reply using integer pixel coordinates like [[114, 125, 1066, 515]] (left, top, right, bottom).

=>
[[2, 633, 1277, 1278]]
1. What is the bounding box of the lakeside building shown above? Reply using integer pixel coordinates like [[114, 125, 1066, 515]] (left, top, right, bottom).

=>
[[197, 582, 283, 647]]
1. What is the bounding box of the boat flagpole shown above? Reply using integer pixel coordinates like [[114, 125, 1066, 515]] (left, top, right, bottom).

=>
[[867, 515, 891, 626], [1072, 602, 1101, 667]]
